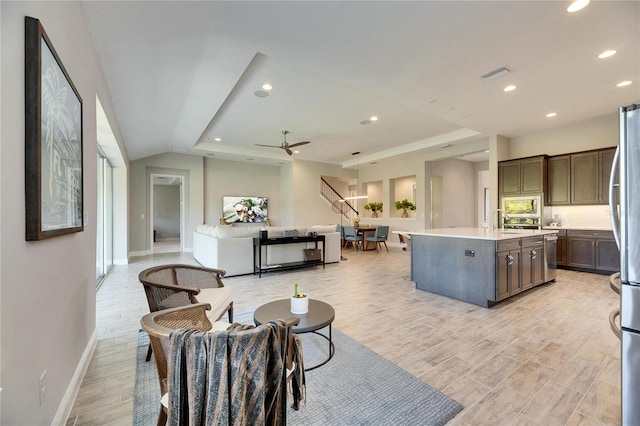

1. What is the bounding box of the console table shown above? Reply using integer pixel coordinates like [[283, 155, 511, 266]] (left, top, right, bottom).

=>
[[253, 235, 325, 277]]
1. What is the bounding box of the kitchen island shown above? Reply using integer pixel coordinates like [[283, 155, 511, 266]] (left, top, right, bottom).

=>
[[402, 227, 559, 307]]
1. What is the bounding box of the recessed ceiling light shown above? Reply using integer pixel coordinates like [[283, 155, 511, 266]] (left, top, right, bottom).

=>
[[254, 90, 269, 98], [567, 0, 590, 13], [370, 116, 379, 121], [294, 150, 300, 154], [214, 137, 222, 142], [484, 150, 490, 153], [546, 112, 558, 118], [360, 120, 371, 125], [617, 80, 632, 87], [246, 158, 254, 161], [504, 85, 517, 92], [598, 50, 617, 59], [262, 83, 272, 91], [426, 98, 437, 104]]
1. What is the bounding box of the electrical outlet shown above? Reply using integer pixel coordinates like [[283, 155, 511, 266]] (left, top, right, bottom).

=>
[[39, 370, 46, 406]]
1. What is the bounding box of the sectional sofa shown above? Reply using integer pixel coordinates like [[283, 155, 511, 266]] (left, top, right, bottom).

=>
[[193, 224, 341, 276]]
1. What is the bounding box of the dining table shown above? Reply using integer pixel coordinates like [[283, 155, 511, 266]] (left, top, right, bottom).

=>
[[355, 225, 377, 251]]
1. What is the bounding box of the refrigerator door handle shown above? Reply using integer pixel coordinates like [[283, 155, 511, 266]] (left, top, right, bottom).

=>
[[609, 145, 621, 249], [610, 308, 621, 340]]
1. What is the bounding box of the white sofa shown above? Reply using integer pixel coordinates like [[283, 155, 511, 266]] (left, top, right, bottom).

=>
[[193, 224, 341, 276]]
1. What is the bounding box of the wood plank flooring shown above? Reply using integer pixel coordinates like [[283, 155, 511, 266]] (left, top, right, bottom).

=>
[[67, 248, 621, 425]]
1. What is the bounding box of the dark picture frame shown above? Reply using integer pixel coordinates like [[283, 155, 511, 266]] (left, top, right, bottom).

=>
[[25, 17, 83, 240]]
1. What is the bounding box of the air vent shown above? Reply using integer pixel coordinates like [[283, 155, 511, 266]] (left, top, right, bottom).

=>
[[480, 66, 510, 81]]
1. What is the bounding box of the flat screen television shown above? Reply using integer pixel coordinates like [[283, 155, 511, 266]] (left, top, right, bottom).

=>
[[222, 196, 268, 223]]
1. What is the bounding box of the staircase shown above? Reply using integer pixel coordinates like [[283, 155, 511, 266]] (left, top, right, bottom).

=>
[[320, 177, 358, 222]]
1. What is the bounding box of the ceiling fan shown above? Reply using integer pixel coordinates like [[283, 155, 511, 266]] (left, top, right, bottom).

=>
[[255, 130, 310, 156]]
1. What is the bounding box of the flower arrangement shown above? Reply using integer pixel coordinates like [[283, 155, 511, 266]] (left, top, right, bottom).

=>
[[364, 202, 383, 218], [394, 199, 416, 218], [364, 202, 383, 212]]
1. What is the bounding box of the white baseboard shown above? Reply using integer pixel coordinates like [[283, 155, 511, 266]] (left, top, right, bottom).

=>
[[54, 329, 97, 425], [129, 250, 151, 258]]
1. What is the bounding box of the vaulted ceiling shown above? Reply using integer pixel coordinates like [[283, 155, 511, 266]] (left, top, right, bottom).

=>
[[82, 1, 640, 167]]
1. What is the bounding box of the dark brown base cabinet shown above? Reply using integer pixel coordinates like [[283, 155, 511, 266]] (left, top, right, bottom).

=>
[[556, 230, 567, 266], [496, 239, 522, 301], [521, 237, 545, 290], [565, 230, 620, 274]]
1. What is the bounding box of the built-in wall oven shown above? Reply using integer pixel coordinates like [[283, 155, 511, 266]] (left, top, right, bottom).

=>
[[501, 195, 542, 229]]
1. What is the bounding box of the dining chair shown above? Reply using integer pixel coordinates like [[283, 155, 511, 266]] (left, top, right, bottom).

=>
[[365, 225, 390, 252], [342, 225, 362, 251]]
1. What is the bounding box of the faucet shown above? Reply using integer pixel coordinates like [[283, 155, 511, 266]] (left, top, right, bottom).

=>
[[492, 209, 505, 231]]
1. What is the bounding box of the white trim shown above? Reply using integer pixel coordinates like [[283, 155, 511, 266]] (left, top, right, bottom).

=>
[[129, 250, 151, 258], [53, 329, 98, 425], [113, 258, 129, 265]]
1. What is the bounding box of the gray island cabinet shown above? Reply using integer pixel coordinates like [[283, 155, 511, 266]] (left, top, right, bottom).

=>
[[405, 228, 558, 308]]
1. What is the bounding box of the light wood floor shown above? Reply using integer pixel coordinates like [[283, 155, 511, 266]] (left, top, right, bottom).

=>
[[67, 247, 621, 425]]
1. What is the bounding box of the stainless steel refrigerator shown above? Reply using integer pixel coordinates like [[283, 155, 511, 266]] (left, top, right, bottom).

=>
[[609, 103, 640, 425]]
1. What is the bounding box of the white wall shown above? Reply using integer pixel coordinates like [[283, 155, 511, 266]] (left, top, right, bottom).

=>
[[0, 2, 126, 424], [509, 113, 618, 158]]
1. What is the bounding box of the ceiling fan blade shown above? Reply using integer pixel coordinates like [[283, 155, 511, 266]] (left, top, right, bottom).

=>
[[254, 144, 282, 148], [285, 147, 293, 155], [287, 141, 310, 148]]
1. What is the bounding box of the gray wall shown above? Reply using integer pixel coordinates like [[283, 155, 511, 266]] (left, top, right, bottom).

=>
[[0, 1, 127, 424], [129, 153, 203, 254], [153, 185, 180, 240], [430, 158, 476, 228], [203, 158, 282, 226]]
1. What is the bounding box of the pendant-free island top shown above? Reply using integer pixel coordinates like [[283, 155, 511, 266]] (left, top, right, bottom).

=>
[[400, 227, 559, 308]]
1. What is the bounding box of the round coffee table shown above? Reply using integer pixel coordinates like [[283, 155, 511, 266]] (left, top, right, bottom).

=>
[[254, 299, 335, 371]]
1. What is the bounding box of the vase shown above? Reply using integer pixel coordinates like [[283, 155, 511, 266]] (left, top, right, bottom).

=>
[[401, 209, 409, 218], [372, 211, 379, 218], [290, 295, 308, 314]]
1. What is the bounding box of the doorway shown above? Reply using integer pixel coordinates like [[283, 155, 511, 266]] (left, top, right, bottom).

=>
[[150, 174, 184, 253]]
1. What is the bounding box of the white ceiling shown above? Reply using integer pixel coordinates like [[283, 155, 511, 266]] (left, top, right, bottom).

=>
[[82, 1, 640, 167]]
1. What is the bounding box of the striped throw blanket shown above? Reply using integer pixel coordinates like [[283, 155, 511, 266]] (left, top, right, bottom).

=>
[[167, 320, 296, 426]]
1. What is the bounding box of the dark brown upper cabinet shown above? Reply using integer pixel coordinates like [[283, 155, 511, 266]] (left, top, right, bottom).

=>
[[547, 155, 571, 205], [570, 148, 616, 205], [499, 156, 547, 196], [546, 147, 616, 206]]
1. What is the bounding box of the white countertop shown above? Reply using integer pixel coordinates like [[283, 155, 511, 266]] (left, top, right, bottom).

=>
[[395, 227, 559, 241]]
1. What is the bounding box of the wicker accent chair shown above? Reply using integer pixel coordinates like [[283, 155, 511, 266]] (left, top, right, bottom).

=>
[[140, 303, 302, 426], [139, 264, 233, 361]]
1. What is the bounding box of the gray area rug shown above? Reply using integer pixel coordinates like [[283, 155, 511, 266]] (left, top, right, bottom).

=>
[[134, 309, 463, 425]]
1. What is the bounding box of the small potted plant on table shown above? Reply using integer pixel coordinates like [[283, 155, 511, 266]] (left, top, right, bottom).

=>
[[394, 199, 416, 218], [291, 283, 308, 314], [364, 202, 383, 218]]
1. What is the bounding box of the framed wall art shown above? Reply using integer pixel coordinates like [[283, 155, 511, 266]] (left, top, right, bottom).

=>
[[25, 16, 84, 240]]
